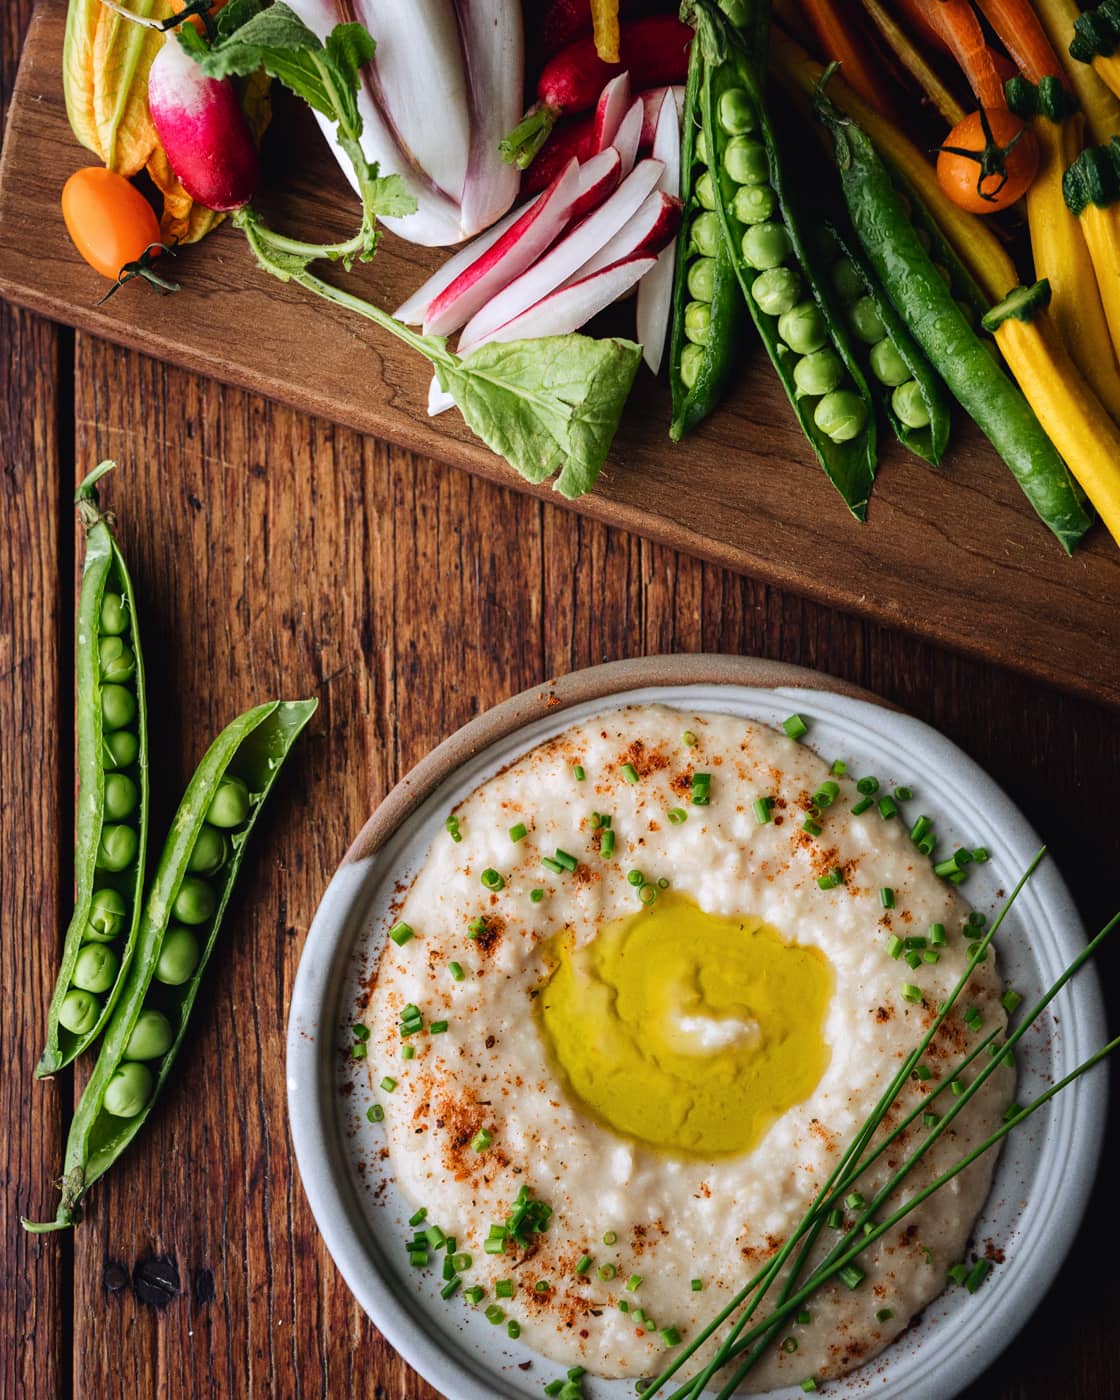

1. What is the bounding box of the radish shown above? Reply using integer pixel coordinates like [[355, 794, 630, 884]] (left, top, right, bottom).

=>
[[568, 145, 623, 218], [521, 115, 597, 196], [147, 37, 259, 211], [638, 85, 685, 148], [565, 189, 681, 282], [458, 157, 664, 351], [593, 72, 631, 152], [423, 159, 581, 336], [612, 97, 644, 177], [501, 15, 694, 168], [636, 88, 680, 374], [428, 254, 658, 415]]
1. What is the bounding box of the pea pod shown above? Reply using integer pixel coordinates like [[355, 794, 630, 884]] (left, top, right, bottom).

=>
[[817, 94, 1094, 553], [23, 697, 316, 1231], [37, 462, 149, 1077], [684, 0, 878, 519], [668, 27, 749, 440]]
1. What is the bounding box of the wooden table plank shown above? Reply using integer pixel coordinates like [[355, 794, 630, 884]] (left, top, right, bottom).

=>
[[2, 4, 1119, 710]]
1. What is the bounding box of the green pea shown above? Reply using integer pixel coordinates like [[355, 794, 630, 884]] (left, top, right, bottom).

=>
[[751, 267, 801, 317], [718, 87, 755, 135], [892, 379, 931, 428], [684, 300, 712, 346], [99, 591, 129, 636], [731, 183, 775, 226], [694, 127, 708, 165], [830, 257, 864, 303], [847, 295, 886, 345], [99, 636, 136, 684], [793, 349, 845, 398], [73, 942, 120, 994], [59, 989, 101, 1035], [188, 824, 231, 877], [814, 389, 868, 443], [690, 211, 721, 258], [155, 926, 202, 986], [89, 887, 128, 938], [206, 775, 251, 829], [96, 823, 138, 873], [125, 1009, 175, 1061], [777, 301, 827, 355], [104, 772, 139, 821], [102, 730, 140, 770], [723, 136, 768, 185], [695, 171, 717, 210], [741, 221, 792, 270], [869, 337, 911, 387], [687, 257, 716, 302], [101, 683, 136, 732], [173, 876, 217, 926], [679, 342, 705, 390], [103, 1061, 153, 1118]]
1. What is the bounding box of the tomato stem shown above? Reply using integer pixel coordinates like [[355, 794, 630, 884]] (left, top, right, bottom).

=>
[[96, 243, 181, 305], [937, 107, 1026, 204]]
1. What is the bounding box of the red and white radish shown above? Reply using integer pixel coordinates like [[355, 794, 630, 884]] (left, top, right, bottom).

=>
[[423, 159, 581, 336], [147, 38, 258, 211], [566, 189, 681, 282], [458, 157, 664, 351], [593, 72, 632, 152], [636, 88, 681, 374], [569, 146, 623, 218], [612, 97, 645, 177], [638, 85, 686, 148]]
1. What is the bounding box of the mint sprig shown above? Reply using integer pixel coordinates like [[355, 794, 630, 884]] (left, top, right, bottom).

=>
[[184, 2, 640, 497]]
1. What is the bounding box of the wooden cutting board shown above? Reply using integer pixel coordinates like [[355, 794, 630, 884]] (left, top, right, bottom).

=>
[[3, 3, 1118, 707]]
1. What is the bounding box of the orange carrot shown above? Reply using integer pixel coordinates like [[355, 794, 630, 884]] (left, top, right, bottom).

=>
[[973, 0, 1070, 86], [860, 0, 967, 123], [802, 0, 901, 119], [918, 0, 1009, 108], [889, 0, 953, 53]]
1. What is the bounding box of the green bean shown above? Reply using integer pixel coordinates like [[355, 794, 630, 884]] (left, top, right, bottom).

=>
[[818, 96, 1093, 551], [37, 463, 149, 1079], [23, 697, 316, 1231]]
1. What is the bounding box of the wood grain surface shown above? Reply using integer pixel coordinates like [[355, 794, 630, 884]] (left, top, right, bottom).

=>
[[3, 5, 1120, 712], [2, 5, 1119, 1400]]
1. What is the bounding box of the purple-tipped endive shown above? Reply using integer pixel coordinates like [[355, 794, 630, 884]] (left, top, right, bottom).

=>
[[287, 0, 523, 245]]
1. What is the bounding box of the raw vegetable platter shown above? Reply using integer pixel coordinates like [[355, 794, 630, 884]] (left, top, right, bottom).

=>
[[1, 4, 1119, 708]]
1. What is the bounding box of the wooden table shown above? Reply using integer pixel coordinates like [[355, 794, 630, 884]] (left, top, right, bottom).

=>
[[3, 7, 1118, 1397]]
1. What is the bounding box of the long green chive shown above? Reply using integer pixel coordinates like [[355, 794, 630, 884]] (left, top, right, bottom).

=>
[[880, 887, 895, 909], [471, 1128, 492, 1153], [572, 764, 585, 781], [901, 983, 923, 1004], [601, 828, 616, 858], [753, 797, 774, 825], [554, 848, 578, 872], [930, 923, 947, 947], [602, 1230, 617, 1245], [495, 1279, 514, 1299], [530, 888, 544, 903], [682, 729, 699, 747], [691, 773, 711, 805], [782, 714, 809, 739], [886, 936, 903, 959], [667, 807, 688, 825], [575, 1255, 593, 1275], [367, 1103, 385, 1123], [803, 817, 822, 836], [856, 776, 879, 795], [965, 1258, 993, 1292], [389, 922, 414, 946], [380, 1076, 397, 1092], [838, 1264, 864, 1290], [621, 762, 639, 784], [481, 868, 504, 891], [485, 1305, 505, 1325], [909, 815, 933, 843], [851, 797, 873, 816], [509, 822, 528, 843], [878, 795, 898, 819], [598, 1263, 616, 1280]]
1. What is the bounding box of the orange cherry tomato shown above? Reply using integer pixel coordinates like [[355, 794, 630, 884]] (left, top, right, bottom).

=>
[[61, 167, 161, 281], [936, 109, 1039, 215]]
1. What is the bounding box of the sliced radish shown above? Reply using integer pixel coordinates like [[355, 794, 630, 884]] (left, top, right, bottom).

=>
[[638, 85, 686, 149], [569, 145, 622, 218], [429, 254, 658, 415], [567, 190, 681, 282], [458, 157, 664, 351], [423, 158, 581, 336], [612, 98, 645, 177], [593, 71, 631, 152], [636, 89, 681, 374]]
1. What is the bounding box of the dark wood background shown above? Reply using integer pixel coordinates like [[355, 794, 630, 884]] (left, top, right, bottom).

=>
[[2, 5, 1118, 1397]]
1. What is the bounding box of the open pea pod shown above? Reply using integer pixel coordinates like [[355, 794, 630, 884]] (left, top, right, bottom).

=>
[[37, 461, 150, 1078], [685, 0, 878, 519], [24, 697, 316, 1232]]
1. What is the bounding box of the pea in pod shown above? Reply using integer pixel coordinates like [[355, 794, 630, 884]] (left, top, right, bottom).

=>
[[23, 697, 316, 1231], [37, 462, 150, 1078], [668, 27, 749, 441], [684, 0, 878, 519], [817, 93, 1094, 553]]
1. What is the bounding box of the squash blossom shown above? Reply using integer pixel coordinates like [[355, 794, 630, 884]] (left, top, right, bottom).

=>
[[62, 0, 270, 244]]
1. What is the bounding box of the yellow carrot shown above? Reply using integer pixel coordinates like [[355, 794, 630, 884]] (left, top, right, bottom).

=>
[[1032, 0, 1120, 143], [591, 0, 621, 64], [1063, 138, 1120, 365]]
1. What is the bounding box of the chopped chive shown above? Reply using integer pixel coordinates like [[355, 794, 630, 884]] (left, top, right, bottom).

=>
[[783, 714, 809, 739], [856, 776, 879, 795], [445, 815, 462, 842], [429, 1020, 448, 1034], [467, 916, 487, 939], [1001, 988, 1023, 1014], [602, 1230, 617, 1245], [844, 1192, 865, 1210], [948, 870, 969, 885], [598, 1263, 616, 1280], [440, 1276, 461, 1300], [901, 983, 923, 1004], [886, 935, 903, 959], [923, 1110, 940, 1127], [967, 912, 987, 931], [838, 1264, 864, 1290], [485, 1305, 505, 1325], [826, 1208, 843, 1230], [534, 1280, 550, 1293], [530, 888, 544, 903], [400, 1045, 415, 1060], [621, 762, 640, 784], [449, 961, 465, 982], [803, 817, 822, 836], [964, 1007, 983, 1031], [541, 856, 564, 874], [682, 729, 699, 747], [972, 847, 990, 863], [690, 773, 711, 805], [389, 922, 415, 946], [934, 856, 960, 877], [484, 1237, 505, 1255], [660, 1327, 682, 1347], [947, 1262, 970, 1286], [782, 1336, 798, 1354], [657, 876, 670, 889], [880, 887, 895, 909], [575, 1255, 593, 1275], [667, 807, 688, 825], [812, 781, 839, 809], [495, 1279, 514, 1299], [409, 1207, 428, 1226], [408, 1250, 429, 1268], [906, 952, 922, 969], [893, 785, 913, 801], [509, 822, 528, 843], [481, 868, 504, 891], [367, 1103, 385, 1123], [909, 815, 933, 843], [507, 1320, 521, 1339], [923, 949, 940, 964], [554, 848, 578, 872], [572, 765, 585, 782], [965, 1258, 993, 1293], [830, 759, 847, 776], [905, 936, 927, 950], [425, 1225, 446, 1249], [968, 941, 988, 960], [878, 795, 899, 819], [464, 1285, 484, 1305], [817, 868, 843, 890], [601, 828, 616, 858], [951, 1079, 965, 1097], [545, 1383, 563, 1397], [851, 797, 873, 816], [913, 1064, 932, 1081], [380, 1076, 397, 1093], [471, 1128, 492, 1153], [929, 922, 947, 947], [625, 1273, 643, 1292], [638, 884, 657, 906], [352, 1023, 370, 1042], [753, 796, 774, 825], [452, 1252, 472, 1272], [917, 836, 937, 856], [351, 1043, 367, 1059], [801, 1381, 818, 1394], [568, 1367, 586, 1381], [617, 1299, 629, 1314], [691, 1279, 703, 1292], [627, 869, 645, 886], [876, 1307, 894, 1323]]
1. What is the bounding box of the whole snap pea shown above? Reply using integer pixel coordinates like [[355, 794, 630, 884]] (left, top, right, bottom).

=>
[[668, 20, 750, 441], [36, 463, 149, 1079], [684, 0, 878, 519], [23, 698, 316, 1231], [817, 96, 1094, 553]]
